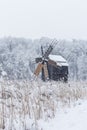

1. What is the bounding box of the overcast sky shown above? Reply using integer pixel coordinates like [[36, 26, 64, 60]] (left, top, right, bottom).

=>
[[0, 0, 87, 39]]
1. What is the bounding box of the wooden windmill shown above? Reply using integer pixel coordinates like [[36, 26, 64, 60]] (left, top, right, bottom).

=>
[[34, 39, 68, 82]]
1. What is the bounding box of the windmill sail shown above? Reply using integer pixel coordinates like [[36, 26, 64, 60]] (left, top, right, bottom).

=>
[[43, 63, 49, 79], [34, 63, 43, 76]]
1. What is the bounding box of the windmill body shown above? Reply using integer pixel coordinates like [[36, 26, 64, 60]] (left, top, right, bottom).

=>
[[46, 54, 68, 82], [34, 40, 68, 82]]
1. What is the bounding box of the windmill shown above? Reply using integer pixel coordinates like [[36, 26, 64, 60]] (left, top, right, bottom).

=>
[[34, 39, 68, 82], [34, 39, 58, 81]]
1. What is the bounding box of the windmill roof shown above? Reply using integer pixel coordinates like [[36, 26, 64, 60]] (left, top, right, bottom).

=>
[[49, 54, 69, 66]]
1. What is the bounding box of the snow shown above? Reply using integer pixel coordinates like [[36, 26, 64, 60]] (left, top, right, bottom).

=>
[[39, 100, 87, 130], [49, 54, 69, 66], [49, 54, 66, 62], [57, 62, 69, 67], [1, 71, 7, 76]]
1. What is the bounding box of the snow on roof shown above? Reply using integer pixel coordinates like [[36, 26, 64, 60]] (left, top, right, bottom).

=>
[[49, 54, 68, 66]]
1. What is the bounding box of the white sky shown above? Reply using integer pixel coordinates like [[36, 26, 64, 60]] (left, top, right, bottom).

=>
[[0, 0, 87, 39]]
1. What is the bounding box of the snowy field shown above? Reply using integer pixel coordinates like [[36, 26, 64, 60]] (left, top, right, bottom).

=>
[[39, 100, 87, 130], [0, 80, 87, 130]]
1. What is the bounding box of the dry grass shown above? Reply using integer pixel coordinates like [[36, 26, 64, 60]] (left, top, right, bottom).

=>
[[0, 80, 87, 129]]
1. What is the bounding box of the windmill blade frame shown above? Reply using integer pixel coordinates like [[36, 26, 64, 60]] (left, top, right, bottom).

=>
[[43, 39, 58, 59]]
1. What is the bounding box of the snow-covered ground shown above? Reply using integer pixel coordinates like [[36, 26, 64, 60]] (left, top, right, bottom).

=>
[[39, 100, 87, 130], [0, 80, 87, 130]]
